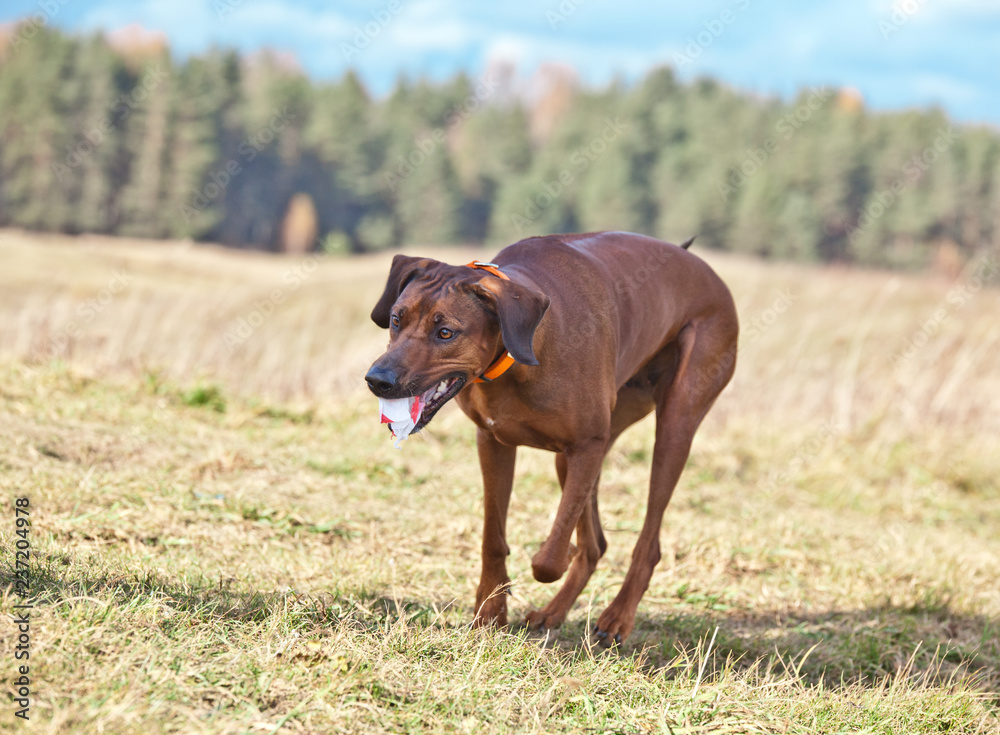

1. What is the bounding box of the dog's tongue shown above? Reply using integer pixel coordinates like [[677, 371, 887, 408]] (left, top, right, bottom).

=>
[[378, 396, 423, 449]]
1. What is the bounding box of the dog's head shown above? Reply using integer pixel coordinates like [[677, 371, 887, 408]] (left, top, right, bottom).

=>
[[365, 255, 549, 431]]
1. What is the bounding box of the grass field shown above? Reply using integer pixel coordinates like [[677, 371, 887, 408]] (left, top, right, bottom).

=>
[[1, 228, 999, 734]]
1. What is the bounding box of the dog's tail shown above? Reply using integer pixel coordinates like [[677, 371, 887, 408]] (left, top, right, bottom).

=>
[[678, 236, 696, 250]]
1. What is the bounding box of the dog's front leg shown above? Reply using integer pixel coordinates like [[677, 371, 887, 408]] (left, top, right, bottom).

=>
[[531, 437, 607, 584], [473, 428, 517, 627]]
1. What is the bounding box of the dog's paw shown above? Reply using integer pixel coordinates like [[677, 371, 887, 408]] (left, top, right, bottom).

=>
[[523, 607, 566, 632], [530, 544, 574, 584], [592, 605, 636, 648], [474, 584, 510, 628], [472, 606, 507, 629]]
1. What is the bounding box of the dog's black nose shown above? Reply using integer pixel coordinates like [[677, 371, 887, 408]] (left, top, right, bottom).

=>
[[365, 365, 398, 396]]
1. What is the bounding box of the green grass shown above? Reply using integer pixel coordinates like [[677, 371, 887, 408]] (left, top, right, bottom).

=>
[[181, 383, 227, 413], [1, 363, 998, 734]]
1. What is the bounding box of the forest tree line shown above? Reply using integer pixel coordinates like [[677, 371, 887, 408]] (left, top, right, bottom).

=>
[[1, 24, 999, 269]]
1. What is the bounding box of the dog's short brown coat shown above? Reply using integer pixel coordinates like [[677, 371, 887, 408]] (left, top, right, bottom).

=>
[[366, 231, 738, 644]]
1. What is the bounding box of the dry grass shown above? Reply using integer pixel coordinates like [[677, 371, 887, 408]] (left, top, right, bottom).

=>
[[1, 228, 999, 733]]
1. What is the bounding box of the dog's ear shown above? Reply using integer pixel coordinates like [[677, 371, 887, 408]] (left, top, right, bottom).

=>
[[471, 278, 550, 366], [370, 255, 435, 328]]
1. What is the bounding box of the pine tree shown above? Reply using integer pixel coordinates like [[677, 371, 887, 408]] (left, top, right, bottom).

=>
[[0, 27, 79, 231], [394, 145, 462, 246], [117, 51, 174, 237], [305, 70, 383, 248], [164, 57, 224, 239]]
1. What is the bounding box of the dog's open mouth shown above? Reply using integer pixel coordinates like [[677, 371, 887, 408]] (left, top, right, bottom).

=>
[[379, 375, 465, 446], [414, 375, 465, 431]]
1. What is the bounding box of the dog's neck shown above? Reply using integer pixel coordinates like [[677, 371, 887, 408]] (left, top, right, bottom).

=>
[[467, 261, 516, 384]]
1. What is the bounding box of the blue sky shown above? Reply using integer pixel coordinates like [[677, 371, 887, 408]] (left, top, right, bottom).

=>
[[3, 0, 999, 125]]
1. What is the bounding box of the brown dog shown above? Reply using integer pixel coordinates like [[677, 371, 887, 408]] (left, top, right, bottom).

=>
[[365, 231, 738, 645]]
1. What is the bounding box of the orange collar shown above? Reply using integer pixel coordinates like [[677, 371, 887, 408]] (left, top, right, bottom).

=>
[[466, 261, 516, 383]]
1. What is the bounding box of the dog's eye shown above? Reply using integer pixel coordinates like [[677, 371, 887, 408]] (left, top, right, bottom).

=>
[[438, 328, 454, 340], [391, 315, 400, 329]]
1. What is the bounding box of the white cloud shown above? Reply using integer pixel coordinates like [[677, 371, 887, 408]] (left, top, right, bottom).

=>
[[386, 16, 482, 52], [78, 0, 214, 54], [78, 0, 353, 55], [910, 73, 981, 103], [223, 2, 352, 39]]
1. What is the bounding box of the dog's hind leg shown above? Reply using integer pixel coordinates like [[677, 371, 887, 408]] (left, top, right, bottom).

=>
[[594, 314, 738, 646]]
